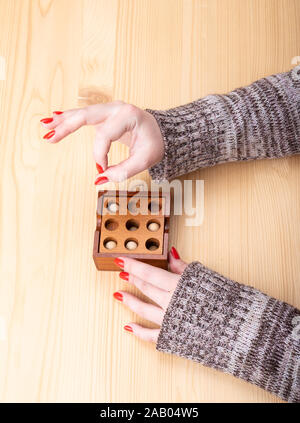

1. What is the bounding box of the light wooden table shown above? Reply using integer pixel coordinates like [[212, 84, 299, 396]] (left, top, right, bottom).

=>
[[0, 0, 299, 403]]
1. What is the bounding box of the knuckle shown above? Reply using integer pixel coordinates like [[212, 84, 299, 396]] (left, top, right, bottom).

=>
[[133, 302, 144, 317], [123, 103, 140, 117], [63, 121, 73, 134], [134, 278, 146, 292], [125, 260, 133, 274], [130, 275, 138, 287], [140, 281, 148, 293], [141, 268, 151, 282], [76, 107, 87, 123]]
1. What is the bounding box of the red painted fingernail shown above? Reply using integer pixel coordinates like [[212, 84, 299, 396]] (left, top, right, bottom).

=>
[[40, 118, 53, 124], [114, 258, 124, 268], [53, 111, 63, 115], [43, 130, 55, 140], [124, 325, 133, 333], [113, 292, 123, 302], [96, 163, 104, 173], [119, 271, 129, 281], [95, 176, 109, 185], [171, 246, 180, 259]]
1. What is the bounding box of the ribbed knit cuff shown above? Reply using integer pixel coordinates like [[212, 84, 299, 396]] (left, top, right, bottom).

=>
[[156, 262, 300, 403], [146, 95, 228, 180], [147, 66, 300, 182]]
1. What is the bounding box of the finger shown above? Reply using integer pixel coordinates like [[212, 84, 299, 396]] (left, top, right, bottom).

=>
[[93, 110, 135, 175], [104, 152, 149, 182], [116, 291, 165, 326], [40, 112, 65, 129], [168, 247, 188, 275], [40, 109, 85, 131], [128, 274, 171, 309], [43, 108, 87, 143], [93, 127, 110, 172], [42, 102, 124, 143], [121, 257, 179, 292], [84, 102, 124, 125], [124, 323, 159, 343]]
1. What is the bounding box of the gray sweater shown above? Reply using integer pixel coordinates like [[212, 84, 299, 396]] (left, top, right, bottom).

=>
[[147, 66, 300, 403]]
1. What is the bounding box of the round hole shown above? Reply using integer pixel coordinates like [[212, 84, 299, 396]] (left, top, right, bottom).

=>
[[145, 238, 160, 251], [124, 238, 138, 251], [146, 220, 160, 232], [148, 200, 161, 213], [127, 199, 140, 214], [126, 219, 140, 231], [105, 200, 119, 213], [105, 219, 118, 231], [103, 237, 117, 250]]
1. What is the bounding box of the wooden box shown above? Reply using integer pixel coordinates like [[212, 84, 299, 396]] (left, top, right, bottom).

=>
[[93, 190, 170, 271]]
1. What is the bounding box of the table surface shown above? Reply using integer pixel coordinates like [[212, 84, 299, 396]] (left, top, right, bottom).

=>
[[0, 0, 299, 403]]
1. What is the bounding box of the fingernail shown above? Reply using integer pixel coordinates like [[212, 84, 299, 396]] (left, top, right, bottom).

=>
[[113, 292, 123, 302], [171, 246, 180, 259], [53, 111, 63, 115], [124, 325, 133, 333], [43, 130, 55, 140], [114, 258, 124, 268], [119, 271, 129, 281], [40, 118, 53, 124], [95, 176, 109, 185], [96, 163, 104, 173]]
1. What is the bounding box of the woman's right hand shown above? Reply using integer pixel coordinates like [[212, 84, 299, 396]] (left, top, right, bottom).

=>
[[40, 102, 164, 184]]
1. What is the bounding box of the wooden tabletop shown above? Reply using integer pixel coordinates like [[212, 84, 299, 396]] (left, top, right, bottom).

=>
[[0, 0, 299, 402]]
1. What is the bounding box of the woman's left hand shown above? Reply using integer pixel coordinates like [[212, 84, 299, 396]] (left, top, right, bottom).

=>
[[113, 247, 187, 343]]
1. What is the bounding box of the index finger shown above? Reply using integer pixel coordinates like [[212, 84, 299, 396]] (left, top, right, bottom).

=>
[[40, 102, 124, 142], [120, 257, 179, 292]]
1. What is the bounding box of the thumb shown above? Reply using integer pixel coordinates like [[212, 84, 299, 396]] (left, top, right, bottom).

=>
[[168, 247, 188, 274], [103, 153, 148, 182]]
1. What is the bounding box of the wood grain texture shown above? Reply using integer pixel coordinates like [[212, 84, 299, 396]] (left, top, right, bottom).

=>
[[0, 0, 299, 402]]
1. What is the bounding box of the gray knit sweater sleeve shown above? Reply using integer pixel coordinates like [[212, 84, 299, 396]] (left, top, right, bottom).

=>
[[157, 262, 300, 403], [147, 66, 300, 180]]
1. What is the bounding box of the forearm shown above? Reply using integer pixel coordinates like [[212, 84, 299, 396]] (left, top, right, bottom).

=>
[[157, 262, 300, 403], [148, 66, 300, 181]]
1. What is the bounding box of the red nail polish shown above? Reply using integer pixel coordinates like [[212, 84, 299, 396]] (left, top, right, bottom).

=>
[[53, 111, 63, 115], [119, 271, 129, 281], [124, 325, 133, 333], [40, 118, 53, 124], [114, 258, 124, 268], [113, 292, 123, 302], [171, 246, 180, 259], [43, 130, 55, 140], [95, 176, 109, 185], [96, 163, 104, 173]]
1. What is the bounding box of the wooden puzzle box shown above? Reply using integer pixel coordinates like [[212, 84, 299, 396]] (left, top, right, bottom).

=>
[[93, 190, 170, 271]]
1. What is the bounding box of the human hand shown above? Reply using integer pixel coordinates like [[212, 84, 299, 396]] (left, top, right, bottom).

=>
[[113, 247, 187, 342], [40, 102, 164, 184]]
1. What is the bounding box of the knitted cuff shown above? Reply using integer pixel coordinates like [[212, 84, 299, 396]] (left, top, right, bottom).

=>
[[156, 262, 300, 403], [148, 66, 300, 182], [146, 95, 228, 181]]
